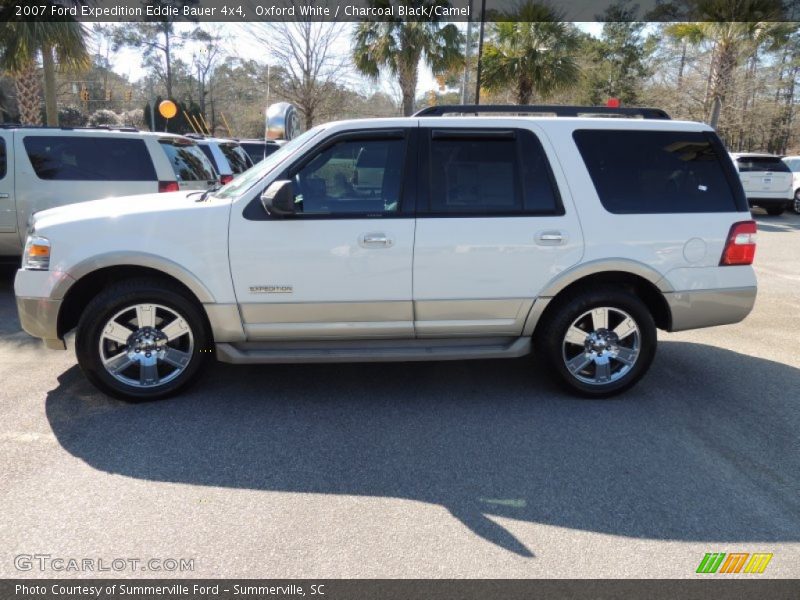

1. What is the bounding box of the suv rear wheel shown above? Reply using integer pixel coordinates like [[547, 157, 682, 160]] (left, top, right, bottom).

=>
[[75, 278, 210, 401], [536, 286, 657, 397], [793, 190, 800, 214], [765, 206, 785, 216]]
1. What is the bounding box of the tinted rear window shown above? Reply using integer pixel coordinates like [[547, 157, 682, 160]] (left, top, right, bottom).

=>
[[0, 138, 5, 179], [241, 142, 280, 163], [240, 142, 265, 162], [573, 130, 743, 214], [219, 143, 252, 174], [784, 158, 800, 172], [198, 145, 218, 170], [23, 136, 156, 181], [735, 156, 790, 173], [159, 140, 217, 182]]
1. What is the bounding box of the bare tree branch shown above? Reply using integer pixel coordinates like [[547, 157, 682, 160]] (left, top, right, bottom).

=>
[[247, 12, 349, 128]]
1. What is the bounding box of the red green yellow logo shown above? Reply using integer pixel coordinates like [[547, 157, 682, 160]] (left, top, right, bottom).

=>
[[696, 552, 773, 574]]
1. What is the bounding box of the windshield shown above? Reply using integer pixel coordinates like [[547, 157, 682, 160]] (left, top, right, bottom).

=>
[[216, 127, 324, 200]]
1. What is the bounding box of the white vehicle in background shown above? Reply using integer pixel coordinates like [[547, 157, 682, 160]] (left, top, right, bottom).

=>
[[730, 152, 793, 216], [238, 139, 283, 164], [781, 155, 800, 214], [188, 136, 253, 184], [0, 127, 218, 258], [14, 104, 758, 401]]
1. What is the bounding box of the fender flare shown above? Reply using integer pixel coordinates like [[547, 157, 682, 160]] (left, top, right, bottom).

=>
[[52, 251, 216, 303], [522, 259, 672, 336], [538, 258, 672, 298]]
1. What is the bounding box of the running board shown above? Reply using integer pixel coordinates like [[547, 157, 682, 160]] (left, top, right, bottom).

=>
[[216, 337, 532, 364]]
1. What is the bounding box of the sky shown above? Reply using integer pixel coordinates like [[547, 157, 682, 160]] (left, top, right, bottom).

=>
[[104, 22, 604, 102]]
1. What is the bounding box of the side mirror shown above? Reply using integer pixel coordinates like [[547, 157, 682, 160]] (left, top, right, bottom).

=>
[[260, 180, 296, 216]]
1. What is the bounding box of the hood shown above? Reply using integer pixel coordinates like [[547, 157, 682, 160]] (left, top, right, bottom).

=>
[[31, 191, 210, 232]]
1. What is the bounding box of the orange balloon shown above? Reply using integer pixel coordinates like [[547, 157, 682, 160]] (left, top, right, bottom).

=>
[[158, 100, 177, 119]]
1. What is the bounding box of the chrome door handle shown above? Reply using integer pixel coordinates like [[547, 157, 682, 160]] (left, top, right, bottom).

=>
[[535, 230, 566, 245], [359, 233, 393, 248]]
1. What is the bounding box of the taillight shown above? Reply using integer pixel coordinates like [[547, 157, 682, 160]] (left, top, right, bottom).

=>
[[720, 220, 757, 266], [158, 181, 180, 193], [220, 174, 234, 185]]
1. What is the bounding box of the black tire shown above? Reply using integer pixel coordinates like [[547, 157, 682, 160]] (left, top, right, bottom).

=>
[[534, 285, 657, 398], [75, 278, 211, 402], [765, 206, 785, 216], [793, 190, 800, 214]]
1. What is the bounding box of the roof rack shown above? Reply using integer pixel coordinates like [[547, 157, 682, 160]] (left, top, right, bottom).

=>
[[0, 124, 140, 132], [413, 104, 671, 120]]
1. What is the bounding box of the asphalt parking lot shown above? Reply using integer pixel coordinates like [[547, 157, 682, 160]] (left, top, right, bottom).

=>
[[0, 211, 798, 579]]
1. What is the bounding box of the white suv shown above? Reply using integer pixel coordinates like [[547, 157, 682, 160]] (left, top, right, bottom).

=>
[[730, 152, 794, 215], [14, 105, 758, 401], [781, 155, 800, 213], [0, 127, 218, 257], [190, 136, 254, 184]]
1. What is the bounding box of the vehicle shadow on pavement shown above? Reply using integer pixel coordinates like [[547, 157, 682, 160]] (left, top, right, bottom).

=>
[[754, 212, 800, 233], [45, 342, 799, 558]]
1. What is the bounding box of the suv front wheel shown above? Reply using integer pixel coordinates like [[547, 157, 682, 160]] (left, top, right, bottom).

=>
[[536, 286, 657, 397], [75, 278, 210, 401]]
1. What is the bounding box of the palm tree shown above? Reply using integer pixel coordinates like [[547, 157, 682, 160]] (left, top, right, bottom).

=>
[[664, 0, 789, 129], [0, 18, 89, 125], [479, 3, 581, 105], [353, 3, 463, 116]]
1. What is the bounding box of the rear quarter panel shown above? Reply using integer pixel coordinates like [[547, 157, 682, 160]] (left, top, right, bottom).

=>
[[538, 119, 755, 292]]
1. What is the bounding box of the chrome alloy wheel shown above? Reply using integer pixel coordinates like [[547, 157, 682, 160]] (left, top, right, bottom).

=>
[[98, 304, 194, 388], [561, 307, 641, 386]]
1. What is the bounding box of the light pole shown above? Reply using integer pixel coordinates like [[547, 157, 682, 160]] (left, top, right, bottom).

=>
[[461, 0, 474, 104], [474, 0, 487, 106], [147, 79, 155, 131]]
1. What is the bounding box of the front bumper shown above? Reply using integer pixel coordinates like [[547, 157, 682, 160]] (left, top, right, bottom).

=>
[[16, 296, 65, 349], [664, 287, 757, 332]]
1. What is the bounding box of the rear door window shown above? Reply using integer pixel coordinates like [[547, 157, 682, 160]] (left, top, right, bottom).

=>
[[23, 136, 156, 181], [424, 129, 562, 215], [158, 140, 217, 182], [219, 143, 253, 174], [735, 156, 790, 172], [573, 129, 746, 213]]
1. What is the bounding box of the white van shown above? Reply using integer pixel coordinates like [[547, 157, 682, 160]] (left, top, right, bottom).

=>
[[0, 127, 218, 257]]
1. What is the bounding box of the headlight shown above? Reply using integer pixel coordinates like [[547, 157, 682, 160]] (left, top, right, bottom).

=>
[[22, 236, 51, 271]]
